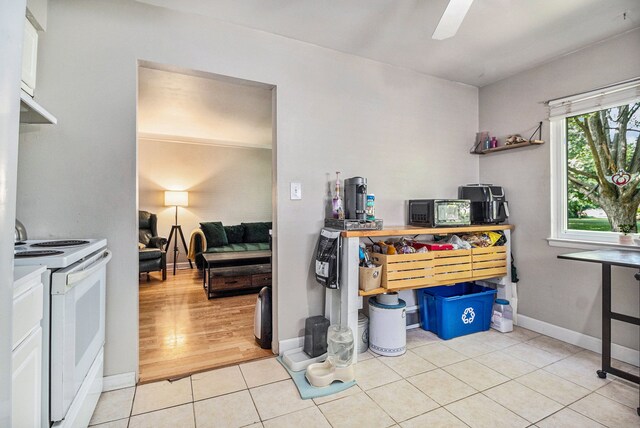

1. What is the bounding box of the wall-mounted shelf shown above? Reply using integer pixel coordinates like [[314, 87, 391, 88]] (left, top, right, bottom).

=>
[[472, 121, 543, 155], [20, 90, 57, 124], [475, 139, 544, 155]]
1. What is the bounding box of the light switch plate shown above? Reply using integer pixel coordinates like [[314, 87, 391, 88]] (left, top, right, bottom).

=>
[[290, 182, 302, 200]]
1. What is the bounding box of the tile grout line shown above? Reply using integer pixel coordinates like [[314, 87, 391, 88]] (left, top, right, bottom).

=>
[[361, 378, 410, 425], [444, 391, 527, 425], [512, 369, 592, 400], [436, 359, 511, 395], [368, 379, 461, 426], [565, 390, 638, 426], [481, 381, 565, 425], [127, 383, 138, 428], [593, 379, 640, 410], [126, 402, 195, 419], [240, 363, 270, 424], [189, 375, 196, 428]]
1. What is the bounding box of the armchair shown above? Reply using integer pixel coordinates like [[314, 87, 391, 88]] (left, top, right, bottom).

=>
[[139, 210, 167, 281]]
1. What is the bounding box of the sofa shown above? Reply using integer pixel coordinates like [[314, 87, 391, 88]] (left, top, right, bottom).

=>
[[191, 221, 272, 270]]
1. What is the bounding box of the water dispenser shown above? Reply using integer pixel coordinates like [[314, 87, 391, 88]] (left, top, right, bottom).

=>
[[305, 325, 356, 387]]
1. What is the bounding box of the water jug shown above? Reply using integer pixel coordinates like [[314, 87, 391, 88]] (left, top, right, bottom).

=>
[[327, 325, 354, 368]]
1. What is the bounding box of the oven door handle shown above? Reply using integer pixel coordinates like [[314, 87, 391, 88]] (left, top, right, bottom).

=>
[[66, 250, 112, 286]]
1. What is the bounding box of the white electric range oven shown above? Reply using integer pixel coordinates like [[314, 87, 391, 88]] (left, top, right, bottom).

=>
[[14, 239, 111, 428]]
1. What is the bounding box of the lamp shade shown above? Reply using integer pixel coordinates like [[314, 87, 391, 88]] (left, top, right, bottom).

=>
[[164, 191, 188, 207]]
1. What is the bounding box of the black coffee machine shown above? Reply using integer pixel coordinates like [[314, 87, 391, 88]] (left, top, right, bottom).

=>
[[458, 184, 509, 224], [344, 177, 367, 220]]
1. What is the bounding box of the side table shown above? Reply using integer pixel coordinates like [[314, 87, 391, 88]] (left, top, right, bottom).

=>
[[558, 249, 640, 416]]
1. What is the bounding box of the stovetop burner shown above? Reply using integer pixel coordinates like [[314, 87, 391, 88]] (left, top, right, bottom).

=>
[[15, 250, 65, 258], [31, 240, 90, 248]]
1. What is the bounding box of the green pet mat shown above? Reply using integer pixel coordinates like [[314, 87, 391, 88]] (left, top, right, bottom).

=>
[[276, 356, 356, 400]]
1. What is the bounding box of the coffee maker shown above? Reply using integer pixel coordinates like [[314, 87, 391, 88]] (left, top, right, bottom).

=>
[[458, 184, 509, 224], [344, 177, 367, 220]]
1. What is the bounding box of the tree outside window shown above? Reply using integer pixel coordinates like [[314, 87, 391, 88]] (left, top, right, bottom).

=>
[[566, 102, 640, 233]]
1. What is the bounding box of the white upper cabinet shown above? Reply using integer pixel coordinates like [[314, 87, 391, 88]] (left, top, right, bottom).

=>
[[21, 18, 38, 97], [26, 0, 48, 31], [20, 0, 57, 124]]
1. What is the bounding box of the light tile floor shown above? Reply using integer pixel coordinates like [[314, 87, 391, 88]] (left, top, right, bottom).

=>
[[90, 327, 639, 428]]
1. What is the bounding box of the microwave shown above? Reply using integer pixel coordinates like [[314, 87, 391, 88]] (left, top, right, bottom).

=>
[[408, 199, 471, 227]]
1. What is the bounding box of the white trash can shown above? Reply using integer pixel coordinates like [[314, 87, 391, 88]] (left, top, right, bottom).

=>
[[357, 312, 369, 353]]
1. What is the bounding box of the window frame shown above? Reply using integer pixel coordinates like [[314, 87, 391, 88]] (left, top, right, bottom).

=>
[[549, 79, 640, 247]]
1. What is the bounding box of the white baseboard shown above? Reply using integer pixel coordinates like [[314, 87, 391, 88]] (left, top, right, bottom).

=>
[[518, 315, 639, 367], [278, 336, 304, 356], [103, 372, 136, 392]]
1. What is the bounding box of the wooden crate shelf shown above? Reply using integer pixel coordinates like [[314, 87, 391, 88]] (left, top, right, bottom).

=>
[[360, 245, 507, 296]]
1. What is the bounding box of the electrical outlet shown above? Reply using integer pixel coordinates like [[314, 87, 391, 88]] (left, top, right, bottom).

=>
[[290, 182, 302, 200]]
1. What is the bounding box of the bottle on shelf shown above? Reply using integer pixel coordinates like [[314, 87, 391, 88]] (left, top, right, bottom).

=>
[[490, 137, 498, 148], [332, 171, 344, 219], [366, 194, 375, 221], [484, 136, 491, 150]]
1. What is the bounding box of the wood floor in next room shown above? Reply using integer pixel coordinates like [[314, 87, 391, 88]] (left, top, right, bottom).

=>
[[139, 268, 272, 383]]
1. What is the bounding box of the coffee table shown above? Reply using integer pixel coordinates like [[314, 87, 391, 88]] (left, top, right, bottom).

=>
[[202, 250, 271, 299]]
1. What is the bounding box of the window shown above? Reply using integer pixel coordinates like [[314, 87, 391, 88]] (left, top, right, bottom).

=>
[[550, 79, 640, 244]]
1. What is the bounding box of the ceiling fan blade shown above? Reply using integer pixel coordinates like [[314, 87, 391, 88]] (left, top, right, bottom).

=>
[[432, 0, 474, 40]]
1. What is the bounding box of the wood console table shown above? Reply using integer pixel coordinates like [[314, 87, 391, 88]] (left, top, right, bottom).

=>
[[558, 250, 640, 416], [325, 224, 514, 363], [202, 250, 271, 299]]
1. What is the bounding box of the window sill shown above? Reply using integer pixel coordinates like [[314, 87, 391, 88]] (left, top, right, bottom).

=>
[[547, 237, 640, 251]]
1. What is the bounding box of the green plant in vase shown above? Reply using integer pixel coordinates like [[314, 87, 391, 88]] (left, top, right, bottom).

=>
[[617, 224, 635, 245]]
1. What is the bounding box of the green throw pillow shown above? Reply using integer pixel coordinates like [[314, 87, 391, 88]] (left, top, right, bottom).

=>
[[242, 222, 270, 243], [200, 222, 228, 247], [224, 225, 245, 244]]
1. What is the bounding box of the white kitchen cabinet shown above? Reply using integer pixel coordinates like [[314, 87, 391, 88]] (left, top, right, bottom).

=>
[[27, 0, 48, 31], [13, 266, 45, 428], [19, 0, 57, 125], [21, 17, 39, 97], [12, 327, 42, 428]]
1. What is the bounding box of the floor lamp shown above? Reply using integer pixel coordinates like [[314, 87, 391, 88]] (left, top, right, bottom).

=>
[[164, 190, 193, 275]]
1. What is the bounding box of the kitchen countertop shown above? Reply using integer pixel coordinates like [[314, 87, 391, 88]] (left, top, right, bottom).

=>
[[341, 224, 514, 237]]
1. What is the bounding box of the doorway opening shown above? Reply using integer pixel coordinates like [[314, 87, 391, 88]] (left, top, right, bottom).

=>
[[136, 62, 276, 383]]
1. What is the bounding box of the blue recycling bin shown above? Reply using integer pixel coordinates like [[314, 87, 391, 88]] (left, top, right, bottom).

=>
[[417, 282, 497, 340]]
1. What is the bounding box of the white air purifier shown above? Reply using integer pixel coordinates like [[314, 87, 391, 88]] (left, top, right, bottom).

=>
[[368, 294, 406, 356]]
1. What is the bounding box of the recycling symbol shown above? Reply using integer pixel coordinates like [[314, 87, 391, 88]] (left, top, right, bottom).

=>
[[461, 307, 475, 324]]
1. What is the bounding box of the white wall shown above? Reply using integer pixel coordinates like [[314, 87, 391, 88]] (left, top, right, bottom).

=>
[[479, 28, 640, 350], [17, 0, 478, 377], [138, 140, 272, 263], [0, 0, 27, 424]]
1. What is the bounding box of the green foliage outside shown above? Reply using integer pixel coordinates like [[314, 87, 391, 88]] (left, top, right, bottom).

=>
[[567, 218, 630, 231], [567, 102, 640, 232]]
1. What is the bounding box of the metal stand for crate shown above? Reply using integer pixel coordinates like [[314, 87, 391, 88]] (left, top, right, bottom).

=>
[[325, 227, 513, 365]]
